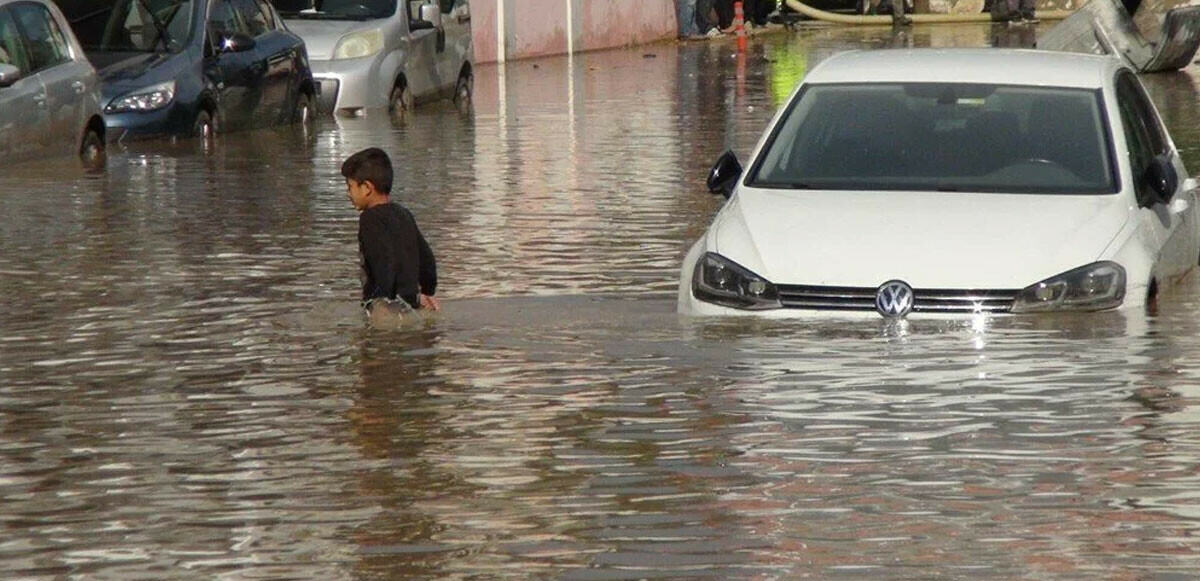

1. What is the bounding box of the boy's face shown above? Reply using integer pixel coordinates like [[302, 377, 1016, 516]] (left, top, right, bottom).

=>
[[346, 178, 374, 212]]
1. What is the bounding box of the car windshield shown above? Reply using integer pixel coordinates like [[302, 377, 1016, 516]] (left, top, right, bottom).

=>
[[273, 0, 396, 20], [65, 0, 192, 53], [749, 83, 1117, 194]]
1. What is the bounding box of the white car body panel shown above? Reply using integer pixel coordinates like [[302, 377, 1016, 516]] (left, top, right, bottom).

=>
[[712, 188, 1131, 289]]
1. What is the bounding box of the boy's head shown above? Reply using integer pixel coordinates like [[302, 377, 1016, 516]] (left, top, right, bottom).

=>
[[341, 148, 393, 211]]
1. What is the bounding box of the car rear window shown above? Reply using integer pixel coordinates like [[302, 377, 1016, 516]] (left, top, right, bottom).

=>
[[749, 83, 1117, 194]]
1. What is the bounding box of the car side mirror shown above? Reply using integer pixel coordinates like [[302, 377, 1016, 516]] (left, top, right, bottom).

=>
[[0, 63, 21, 88], [420, 3, 443, 28], [707, 150, 743, 199], [220, 32, 256, 53], [1143, 154, 1179, 207]]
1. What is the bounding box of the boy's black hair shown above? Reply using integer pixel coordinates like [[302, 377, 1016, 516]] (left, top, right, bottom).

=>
[[341, 147, 393, 194]]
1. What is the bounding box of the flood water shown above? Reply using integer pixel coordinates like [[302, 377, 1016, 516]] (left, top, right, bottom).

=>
[[6, 23, 1200, 579]]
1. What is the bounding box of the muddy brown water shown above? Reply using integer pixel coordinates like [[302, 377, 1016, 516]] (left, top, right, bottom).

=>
[[4, 23, 1200, 579]]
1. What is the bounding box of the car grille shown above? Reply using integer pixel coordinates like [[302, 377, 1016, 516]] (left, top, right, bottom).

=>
[[776, 284, 1020, 313], [316, 78, 339, 113]]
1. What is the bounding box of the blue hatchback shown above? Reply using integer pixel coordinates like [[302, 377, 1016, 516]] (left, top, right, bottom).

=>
[[59, 0, 316, 142]]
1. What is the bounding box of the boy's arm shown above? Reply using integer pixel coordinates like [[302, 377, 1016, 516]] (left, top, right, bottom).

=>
[[417, 228, 437, 297]]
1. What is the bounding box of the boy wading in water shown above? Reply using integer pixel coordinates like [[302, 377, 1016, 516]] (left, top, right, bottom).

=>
[[342, 148, 440, 324]]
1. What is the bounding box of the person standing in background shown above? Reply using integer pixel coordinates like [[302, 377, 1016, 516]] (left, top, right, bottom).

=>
[[676, 0, 700, 37], [696, 0, 723, 36]]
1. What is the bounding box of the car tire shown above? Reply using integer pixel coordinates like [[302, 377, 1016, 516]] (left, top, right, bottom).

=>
[[389, 83, 413, 122], [454, 69, 473, 114], [80, 130, 105, 171], [293, 91, 315, 126], [193, 110, 216, 152]]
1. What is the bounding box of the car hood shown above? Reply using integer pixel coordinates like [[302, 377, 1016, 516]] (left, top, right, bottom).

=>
[[94, 51, 187, 100], [711, 188, 1131, 289], [283, 19, 379, 60]]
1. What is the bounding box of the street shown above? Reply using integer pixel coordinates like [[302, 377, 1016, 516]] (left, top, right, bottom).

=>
[[3, 23, 1200, 578]]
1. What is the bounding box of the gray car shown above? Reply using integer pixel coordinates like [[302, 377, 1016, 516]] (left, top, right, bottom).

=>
[[275, 0, 473, 117], [0, 0, 104, 167]]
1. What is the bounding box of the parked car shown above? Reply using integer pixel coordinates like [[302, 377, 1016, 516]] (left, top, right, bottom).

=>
[[56, 0, 316, 143], [273, 0, 473, 117], [679, 49, 1200, 318], [0, 0, 105, 167]]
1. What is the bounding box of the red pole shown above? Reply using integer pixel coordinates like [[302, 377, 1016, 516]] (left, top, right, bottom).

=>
[[735, 1, 747, 52]]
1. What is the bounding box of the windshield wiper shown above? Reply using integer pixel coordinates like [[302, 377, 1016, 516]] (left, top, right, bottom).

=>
[[135, 0, 174, 50], [751, 180, 812, 189]]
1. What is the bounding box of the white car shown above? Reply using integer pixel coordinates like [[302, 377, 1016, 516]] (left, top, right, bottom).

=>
[[678, 49, 1200, 318], [276, 0, 474, 117]]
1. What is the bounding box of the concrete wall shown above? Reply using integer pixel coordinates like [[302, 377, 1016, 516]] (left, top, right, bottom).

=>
[[472, 0, 678, 64]]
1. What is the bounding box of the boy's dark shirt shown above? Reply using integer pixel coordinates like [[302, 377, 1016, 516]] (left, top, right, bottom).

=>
[[359, 203, 437, 308]]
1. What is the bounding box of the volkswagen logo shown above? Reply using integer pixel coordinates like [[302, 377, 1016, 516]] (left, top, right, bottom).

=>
[[875, 280, 915, 318]]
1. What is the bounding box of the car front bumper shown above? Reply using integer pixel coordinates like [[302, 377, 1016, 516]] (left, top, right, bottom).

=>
[[310, 56, 387, 115], [103, 104, 194, 143]]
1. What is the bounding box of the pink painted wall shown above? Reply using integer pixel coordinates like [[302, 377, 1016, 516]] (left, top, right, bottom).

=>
[[511, 0, 570, 60], [577, 0, 678, 53], [473, 1, 498, 64], [470, 0, 678, 63]]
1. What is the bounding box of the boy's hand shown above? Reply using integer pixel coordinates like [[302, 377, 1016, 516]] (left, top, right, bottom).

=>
[[419, 294, 441, 311]]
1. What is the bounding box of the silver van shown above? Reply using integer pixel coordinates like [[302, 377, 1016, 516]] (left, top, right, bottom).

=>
[[275, 0, 473, 117], [0, 0, 104, 167]]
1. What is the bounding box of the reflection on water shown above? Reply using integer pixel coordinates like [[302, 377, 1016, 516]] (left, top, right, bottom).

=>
[[4, 23, 1200, 579]]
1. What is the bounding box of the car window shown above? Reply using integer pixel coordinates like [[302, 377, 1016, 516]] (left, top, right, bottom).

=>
[[207, 0, 243, 51], [232, 0, 270, 36], [254, 0, 277, 30], [1116, 72, 1163, 204], [1116, 71, 1168, 156], [275, 0, 396, 20], [0, 8, 31, 74], [10, 2, 71, 72], [749, 82, 1117, 195], [66, 0, 193, 54]]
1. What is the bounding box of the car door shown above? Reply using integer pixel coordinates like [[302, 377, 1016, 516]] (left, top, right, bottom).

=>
[[434, 0, 470, 94], [231, 0, 290, 125], [1115, 71, 1195, 280], [0, 5, 46, 158], [405, 1, 439, 100], [203, 0, 261, 131], [11, 1, 80, 158]]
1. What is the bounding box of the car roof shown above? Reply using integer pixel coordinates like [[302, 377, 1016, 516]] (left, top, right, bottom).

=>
[[805, 49, 1121, 89]]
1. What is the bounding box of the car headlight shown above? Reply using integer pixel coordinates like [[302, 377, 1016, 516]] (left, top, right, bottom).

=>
[[1011, 261, 1126, 313], [333, 29, 384, 60], [105, 81, 176, 114], [693, 252, 782, 310]]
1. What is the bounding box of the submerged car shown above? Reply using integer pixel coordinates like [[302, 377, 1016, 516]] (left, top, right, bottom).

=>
[[0, 0, 105, 167], [274, 0, 473, 117], [58, 0, 316, 142], [679, 49, 1200, 318]]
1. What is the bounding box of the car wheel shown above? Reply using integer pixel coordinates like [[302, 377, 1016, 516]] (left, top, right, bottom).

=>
[[454, 70, 473, 114], [389, 83, 413, 122], [80, 130, 106, 171], [193, 110, 216, 152], [293, 91, 316, 126]]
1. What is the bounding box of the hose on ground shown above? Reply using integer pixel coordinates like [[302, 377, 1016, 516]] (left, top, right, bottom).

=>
[[783, 0, 1074, 24]]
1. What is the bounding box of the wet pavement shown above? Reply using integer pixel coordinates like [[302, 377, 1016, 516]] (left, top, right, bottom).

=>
[[5, 22, 1200, 579]]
